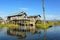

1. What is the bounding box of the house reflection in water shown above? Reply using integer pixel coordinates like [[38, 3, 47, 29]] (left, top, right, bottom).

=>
[[7, 11, 41, 33]]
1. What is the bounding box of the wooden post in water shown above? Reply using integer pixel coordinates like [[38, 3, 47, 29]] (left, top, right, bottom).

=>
[[42, 0, 46, 40]]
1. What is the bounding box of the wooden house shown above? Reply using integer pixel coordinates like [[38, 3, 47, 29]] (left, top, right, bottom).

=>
[[7, 12, 41, 30]]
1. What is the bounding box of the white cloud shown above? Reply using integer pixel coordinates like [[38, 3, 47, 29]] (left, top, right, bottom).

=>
[[19, 8, 29, 11], [19, 8, 34, 12], [46, 14, 60, 20], [0, 11, 8, 20], [41, 14, 60, 20]]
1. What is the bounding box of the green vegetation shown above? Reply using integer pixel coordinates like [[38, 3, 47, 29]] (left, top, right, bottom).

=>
[[0, 20, 60, 29], [0, 24, 19, 28], [36, 23, 52, 29], [49, 21, 60, 25], [36, 21, 60, 29]]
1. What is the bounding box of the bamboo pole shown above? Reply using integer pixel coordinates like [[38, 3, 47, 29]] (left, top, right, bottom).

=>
[[42, 0, 46, 40]]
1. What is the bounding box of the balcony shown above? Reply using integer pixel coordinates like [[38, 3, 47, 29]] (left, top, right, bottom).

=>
[[10, 18, 28, 20]]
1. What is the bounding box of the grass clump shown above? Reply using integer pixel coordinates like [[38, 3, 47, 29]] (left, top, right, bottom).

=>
[[0, 23, 19, 28]]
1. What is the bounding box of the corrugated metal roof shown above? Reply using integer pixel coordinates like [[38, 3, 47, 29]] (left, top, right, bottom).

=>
[[8, 11, 27, 17]]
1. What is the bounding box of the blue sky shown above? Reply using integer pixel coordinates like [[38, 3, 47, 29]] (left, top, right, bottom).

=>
[[0, 0, 60, 20]]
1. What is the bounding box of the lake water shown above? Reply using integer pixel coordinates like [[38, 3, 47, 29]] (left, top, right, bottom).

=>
[[0, 25, 60, 40]]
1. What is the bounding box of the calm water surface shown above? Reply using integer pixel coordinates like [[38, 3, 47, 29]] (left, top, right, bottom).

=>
[[0, 26, 60, 40]]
